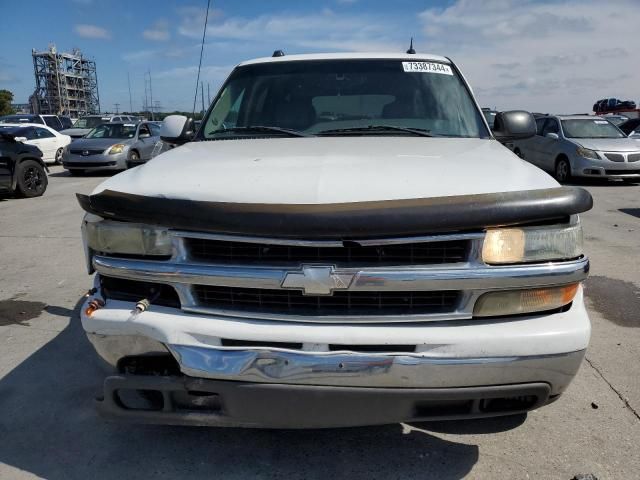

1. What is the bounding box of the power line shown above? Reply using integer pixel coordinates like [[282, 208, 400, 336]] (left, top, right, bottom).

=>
[[192, 0, 211, 116]]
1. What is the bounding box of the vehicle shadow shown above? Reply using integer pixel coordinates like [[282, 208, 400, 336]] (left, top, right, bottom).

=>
[[48, 170, 120, 178], [563, 177, 638, 187], [0, 298, 521, 480]]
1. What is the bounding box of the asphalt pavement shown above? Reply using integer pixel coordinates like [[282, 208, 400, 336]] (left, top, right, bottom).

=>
[[0, 166, 638, 479]]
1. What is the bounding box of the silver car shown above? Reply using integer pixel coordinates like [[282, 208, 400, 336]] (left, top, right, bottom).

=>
[[60, 114, 140, 140], [511, 115, 640, 182], [63, 121, 163, 175]]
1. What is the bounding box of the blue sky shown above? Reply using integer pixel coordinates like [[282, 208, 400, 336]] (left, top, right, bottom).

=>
[[2, 0, 638, 114]]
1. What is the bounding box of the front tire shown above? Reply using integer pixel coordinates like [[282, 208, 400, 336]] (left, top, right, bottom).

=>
[[54, 147, 64, 165], [16, 160, 48, 197], [555, 158, 571, 183], [127, 150, 140, 169]]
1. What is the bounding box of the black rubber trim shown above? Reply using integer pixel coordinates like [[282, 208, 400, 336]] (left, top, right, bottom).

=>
[[77, 187, 593, 239], [97, 374, 551, 428]]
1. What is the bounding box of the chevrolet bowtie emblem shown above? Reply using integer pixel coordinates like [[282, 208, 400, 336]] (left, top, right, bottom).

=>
[[281, 265, 355, 296]]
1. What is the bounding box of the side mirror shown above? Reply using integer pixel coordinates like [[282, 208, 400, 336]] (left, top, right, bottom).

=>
[[160, 115, 195, 145], [545, 132, 559, 140], [493, 110, 536, 143]]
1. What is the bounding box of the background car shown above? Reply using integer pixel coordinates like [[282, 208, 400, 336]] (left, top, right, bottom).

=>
[[0, 123, 71, 164], [511, 114, 640, 182], [0, 132, 48, 197], [63, 121, 163, 174], [618, 118, 640, 138], [60, 114, 134, 139], [0, 113, 66, 131], [481, 108, 498, 128]]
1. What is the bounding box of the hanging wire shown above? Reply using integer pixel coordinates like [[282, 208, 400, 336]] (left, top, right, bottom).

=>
[[192, 0, 211, 116]]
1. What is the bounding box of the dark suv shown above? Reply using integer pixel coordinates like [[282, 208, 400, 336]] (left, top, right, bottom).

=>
[[0, 133, 48, 197]]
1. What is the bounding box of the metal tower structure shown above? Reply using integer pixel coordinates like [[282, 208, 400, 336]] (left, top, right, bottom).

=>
[[31, 45, 100, 117]]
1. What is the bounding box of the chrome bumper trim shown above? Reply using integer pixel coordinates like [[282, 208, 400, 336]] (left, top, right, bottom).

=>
[[93, 255, 589, 292], [167, 345, 586, 392]]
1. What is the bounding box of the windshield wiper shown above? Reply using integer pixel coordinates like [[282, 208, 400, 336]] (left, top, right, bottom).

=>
[[208, 126, 313, 137], [317, 125, 435, 137]]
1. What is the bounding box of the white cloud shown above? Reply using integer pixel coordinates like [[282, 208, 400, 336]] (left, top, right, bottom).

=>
[[143, 20, 170, 42], [74, 24, 111, 39], [418, 0, 640, 112], [181, 9, 402, 52]]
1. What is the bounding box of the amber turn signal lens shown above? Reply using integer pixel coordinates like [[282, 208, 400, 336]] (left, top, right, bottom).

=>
[[473, 283, 579, 317]]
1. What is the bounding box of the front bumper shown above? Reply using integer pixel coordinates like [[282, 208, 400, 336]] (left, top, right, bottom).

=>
[[571, 153, 640, 178], [97, 375, 556, 428], [63, 152, 127, 170]]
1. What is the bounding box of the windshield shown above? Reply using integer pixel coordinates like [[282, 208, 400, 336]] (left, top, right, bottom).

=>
[[201, 59, 489, 139], [561, 119, 626, 139], [73, 117, 109, 129], [86, 123, 137, 139]]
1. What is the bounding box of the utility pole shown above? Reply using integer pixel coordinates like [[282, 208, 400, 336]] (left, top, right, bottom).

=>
[[154, 101, 162, 118], [113, 103, 120, 114], [143, 78, 149, 116], [127, 72, 133, 113], [200, 81, 205, 117], [148, 69, 154, 121], [207, 82, 211, 104]]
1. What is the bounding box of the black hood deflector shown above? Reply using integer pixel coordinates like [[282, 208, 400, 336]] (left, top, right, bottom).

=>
[[77, 187, 593, 239]]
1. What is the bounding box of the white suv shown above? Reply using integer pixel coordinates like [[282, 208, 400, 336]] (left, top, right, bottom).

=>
[[77, 52, 592, 428]]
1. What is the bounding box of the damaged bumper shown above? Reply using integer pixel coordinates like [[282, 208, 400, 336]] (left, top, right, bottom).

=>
[[83, 289, 589, 427]]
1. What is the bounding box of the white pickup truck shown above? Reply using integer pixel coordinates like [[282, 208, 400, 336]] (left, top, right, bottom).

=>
[[78, 52, 592, 428]]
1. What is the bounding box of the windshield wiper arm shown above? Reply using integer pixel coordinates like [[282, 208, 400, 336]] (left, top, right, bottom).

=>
[[208, 126, 313, 137], [318, 125, 435, 137]]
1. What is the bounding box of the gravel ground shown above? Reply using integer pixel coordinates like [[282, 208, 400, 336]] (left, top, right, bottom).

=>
[[0, 166, 638, 479]]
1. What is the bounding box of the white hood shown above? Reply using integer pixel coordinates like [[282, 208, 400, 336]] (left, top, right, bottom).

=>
[[92, 137, 558, 204]]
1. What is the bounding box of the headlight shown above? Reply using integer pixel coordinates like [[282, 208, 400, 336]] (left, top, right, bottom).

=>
[[84, 220, 172, 256], [576, 146, 599, 160], [473, 283, 579, 317], [108, 144, 127, 155], [482, 222, 582, 264]]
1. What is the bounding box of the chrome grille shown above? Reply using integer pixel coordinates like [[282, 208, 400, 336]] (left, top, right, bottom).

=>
[[193, 285, 460, 316], [70, 149, 104, 155], [186, 238, 469, 266]]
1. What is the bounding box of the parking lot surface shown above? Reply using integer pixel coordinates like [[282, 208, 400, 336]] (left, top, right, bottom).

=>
[[1, 166, 639, 479]]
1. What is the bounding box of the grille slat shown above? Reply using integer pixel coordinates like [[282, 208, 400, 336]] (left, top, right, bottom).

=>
[[194, 285, 459, 316], [186, 238, 469, 266]]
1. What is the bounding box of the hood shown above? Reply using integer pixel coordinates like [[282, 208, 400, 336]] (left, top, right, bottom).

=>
[[92, 137, 559, 204], [71, 137, 132, 151], [60, 128, 91, 138], [572, 137, 640, 152]]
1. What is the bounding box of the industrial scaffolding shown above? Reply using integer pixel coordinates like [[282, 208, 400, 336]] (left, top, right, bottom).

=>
[[31, 45, 100, 117]]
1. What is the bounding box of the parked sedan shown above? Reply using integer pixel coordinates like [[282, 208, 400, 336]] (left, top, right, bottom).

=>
[[0, 123, 71, 164], [63, 121, 162, 175], [511, 115, 640, 182]]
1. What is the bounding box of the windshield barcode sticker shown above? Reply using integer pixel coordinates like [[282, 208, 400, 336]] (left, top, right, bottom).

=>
[[402, 62, 453, 75]]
